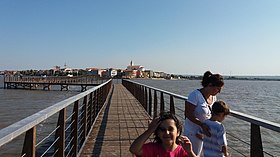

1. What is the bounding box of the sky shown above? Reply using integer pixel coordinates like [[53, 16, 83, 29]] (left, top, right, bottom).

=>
[[0, 0, 280, 76]]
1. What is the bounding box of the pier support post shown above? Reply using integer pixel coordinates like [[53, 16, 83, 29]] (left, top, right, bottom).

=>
[[81, 85, 87, 92], [61, 85, 69, 91]]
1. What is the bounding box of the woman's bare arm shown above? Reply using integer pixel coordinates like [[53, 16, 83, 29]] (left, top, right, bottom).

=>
[[185, 101, 211, 136]]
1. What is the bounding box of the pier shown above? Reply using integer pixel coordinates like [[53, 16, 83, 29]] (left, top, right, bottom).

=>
[[3, 76, 107, 91], [0, 79, 280, 156]]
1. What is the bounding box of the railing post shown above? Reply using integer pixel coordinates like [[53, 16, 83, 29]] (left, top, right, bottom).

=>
[[251, 124, 264, 157], [94, 90, 98, 116], [140, 85, 143, 105], [21, 127, 36, 157], [154, 90, 158, 118], [102, 85, 106, 105], [149, 88, 152, 116], [133, 83, 136, 98], [170, 95, 175, 114], [88, 92, 93, 131], [98, 88, 102, 112], [82, 96, 88, 137], [55, 108, 66, 157], [70, 101, 79, 156], [144, 87, 148, 111], [160, 92, 164, 112], [96, 89, 99, 113], [141, 85, 145, 106], [135, 84, 139, 101], [89, 92, 94, 125]]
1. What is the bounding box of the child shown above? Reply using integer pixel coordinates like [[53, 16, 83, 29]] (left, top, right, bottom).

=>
[[197, 100, 230, 157], [129, 111, 197, 157]]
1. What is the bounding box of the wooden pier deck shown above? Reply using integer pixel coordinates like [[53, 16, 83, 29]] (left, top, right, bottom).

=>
[[80, 83, 151, 157]]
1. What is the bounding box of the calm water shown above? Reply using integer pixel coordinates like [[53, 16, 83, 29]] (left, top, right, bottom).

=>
[[1, 77, 280, 156], [133, 79, 280, 157], [0, 76, 80, 129]]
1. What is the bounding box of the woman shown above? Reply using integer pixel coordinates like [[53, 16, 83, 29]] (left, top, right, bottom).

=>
[[184, 71, 224, 156]]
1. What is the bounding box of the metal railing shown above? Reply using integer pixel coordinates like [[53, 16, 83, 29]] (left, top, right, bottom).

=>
[[0, 79, 112, 157], [122, 79, 280, 157]]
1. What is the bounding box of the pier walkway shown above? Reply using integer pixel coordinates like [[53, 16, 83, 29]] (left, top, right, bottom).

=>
[[80, 84, 151, 156]]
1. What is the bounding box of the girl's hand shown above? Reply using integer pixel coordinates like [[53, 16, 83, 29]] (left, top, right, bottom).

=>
[[147, 116, 161, 132], [178, 136, 197, 157], [178, 136, 192, 153]]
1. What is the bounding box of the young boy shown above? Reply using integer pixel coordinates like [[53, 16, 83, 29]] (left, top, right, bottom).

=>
[[197, 100, 230, 157]]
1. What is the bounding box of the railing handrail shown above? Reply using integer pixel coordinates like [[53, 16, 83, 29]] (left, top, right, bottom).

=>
[[124, 79, 280, 132], [127, 79, 188, 100], [230, 110, 280, 132], [0, 79, 112, 147]]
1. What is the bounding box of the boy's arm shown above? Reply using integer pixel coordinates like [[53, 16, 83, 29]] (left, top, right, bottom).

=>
[[129, 117, 160, 156], [222, 145, 229, 157]]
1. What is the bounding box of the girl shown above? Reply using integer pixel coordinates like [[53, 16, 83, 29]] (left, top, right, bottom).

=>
[[130, 112, 197, 157]]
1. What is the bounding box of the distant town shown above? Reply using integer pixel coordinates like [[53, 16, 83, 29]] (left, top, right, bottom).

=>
[[1, 61, 280, 81], [0, 61, 182, 79]]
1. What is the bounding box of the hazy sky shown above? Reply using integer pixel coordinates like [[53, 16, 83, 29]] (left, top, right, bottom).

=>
[[1, 0, 279, 76]]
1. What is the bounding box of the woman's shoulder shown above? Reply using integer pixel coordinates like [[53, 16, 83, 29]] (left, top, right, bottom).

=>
[[188, 89, 204, 102], [188, 89, 201, 96]]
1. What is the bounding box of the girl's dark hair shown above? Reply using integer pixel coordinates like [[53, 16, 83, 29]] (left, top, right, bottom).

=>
[[154, 111, 182, 144], [201, 71, 224, 87], [212, 100, 230, 115]]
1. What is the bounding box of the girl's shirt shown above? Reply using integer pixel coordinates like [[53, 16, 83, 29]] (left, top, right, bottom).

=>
[[142, 142, 189, 157]]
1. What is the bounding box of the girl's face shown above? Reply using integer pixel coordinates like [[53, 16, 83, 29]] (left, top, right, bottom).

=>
[[157, 119, 180, 146]]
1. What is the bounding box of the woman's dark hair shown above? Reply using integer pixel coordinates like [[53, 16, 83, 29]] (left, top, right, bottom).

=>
[[212, 100, 230, 115], [154, 111, 182, 144], [201, 71, 224, 87]]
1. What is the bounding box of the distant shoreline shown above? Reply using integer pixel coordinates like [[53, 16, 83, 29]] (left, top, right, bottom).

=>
[[132, 76, 280, 81], [1, 74, 280, 81]]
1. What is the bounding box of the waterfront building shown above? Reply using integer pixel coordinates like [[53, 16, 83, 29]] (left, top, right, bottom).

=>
[[103, 68, 118, 78], [143, 70, 154, 78], [124, 61, 145, 78], [153, 71, 167, 78], [86, 68, 106, 77]]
